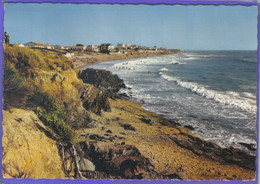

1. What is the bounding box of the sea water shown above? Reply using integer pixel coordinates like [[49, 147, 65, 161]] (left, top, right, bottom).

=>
[[84, 51, 258, 154]]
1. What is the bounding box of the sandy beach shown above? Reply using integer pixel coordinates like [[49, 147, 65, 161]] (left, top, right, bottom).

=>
[[2, 46, 256, 180], [71, 50, 180, 69]]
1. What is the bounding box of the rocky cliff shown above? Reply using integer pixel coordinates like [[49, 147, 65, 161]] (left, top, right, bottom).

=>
[[2, 45, 256, 180]]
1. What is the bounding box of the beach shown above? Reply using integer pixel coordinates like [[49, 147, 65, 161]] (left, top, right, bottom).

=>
[[71, 50, 180, 69], [86, 51, 257, 154], [2, 46, 256, 179]]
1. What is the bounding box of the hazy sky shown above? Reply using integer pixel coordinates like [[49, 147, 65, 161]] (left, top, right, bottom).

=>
[[4, 3, 258, 50]]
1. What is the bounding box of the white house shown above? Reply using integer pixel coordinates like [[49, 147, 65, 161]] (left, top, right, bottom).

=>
[[65, 52, 75, 58], [86, 45, 99, 52], [24, 42, 54, 49], [24, 42, 45, 48]]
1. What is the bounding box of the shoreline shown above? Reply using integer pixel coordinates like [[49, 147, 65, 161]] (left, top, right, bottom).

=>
[[3, 46, 256, 179], [77, 54, 257, 156], [77, 96, 256, 179], [71, 50, 181, 69], [77, 68, 256, 178]]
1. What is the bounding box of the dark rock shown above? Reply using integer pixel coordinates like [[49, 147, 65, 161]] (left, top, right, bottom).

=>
[[78, 142, 156, 179], [165, 173, 182, 180], [106, 130, 112, 134], [118, 93, 129, 98], [238, 142, 256, 152], [120, 123, 136, 131], [77, 83, 111, 115], [89, 134, 106, 141], [184, 125, 195, 130], [78, 68, 126, 99], [139, 118, 153, 125], [15, 118, 23, 123], [168, 133, 256, 171]]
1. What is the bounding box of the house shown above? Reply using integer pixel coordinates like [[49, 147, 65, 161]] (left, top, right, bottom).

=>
[[62, 46, 70, 50], [18, 44, 25, 47], [86, 45, 99, 52], [69, 46, 86, 52], [53, 46, 65, 50], [24, 42, 54, 49], [44, 44, 54, 49], [117, 43, 126, 50], [24, 42, 45, 48], [100, 43, 114, 53], [65, 52, 75, 58]]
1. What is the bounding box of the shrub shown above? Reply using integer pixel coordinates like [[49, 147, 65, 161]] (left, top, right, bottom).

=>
[[31, 91, 59, 113], [36, 107, 77, 145], [3, 61, 30, 109]]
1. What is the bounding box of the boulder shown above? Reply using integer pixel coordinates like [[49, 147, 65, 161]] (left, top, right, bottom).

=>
[[78, 158, 96, 172], [121, 123, 136, 131]]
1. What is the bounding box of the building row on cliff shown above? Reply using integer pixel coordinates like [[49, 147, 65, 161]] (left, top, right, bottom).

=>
[[22, 41, 158, 53]]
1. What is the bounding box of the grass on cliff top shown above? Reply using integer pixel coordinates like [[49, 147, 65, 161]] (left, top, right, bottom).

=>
[[4, 45, 74, 72], [4, 45, 77, 145]]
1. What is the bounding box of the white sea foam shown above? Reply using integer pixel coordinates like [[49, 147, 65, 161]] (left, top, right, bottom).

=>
[[112, 57, 170, 71], [159, 73, 257, 113], [159, 68, 169, 71], [169, 60, 186, 65]]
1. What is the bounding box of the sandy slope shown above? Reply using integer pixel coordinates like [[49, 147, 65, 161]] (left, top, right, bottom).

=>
[[2, 108, 66, 178]]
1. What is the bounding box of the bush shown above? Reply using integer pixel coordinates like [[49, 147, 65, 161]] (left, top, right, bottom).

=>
[[3, 61, 30, 109], [36, 107, 77, 145], [31, 91, 59, 113]]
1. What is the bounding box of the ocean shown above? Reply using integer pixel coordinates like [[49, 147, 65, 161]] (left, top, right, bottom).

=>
[[84, 51, 258, 154]]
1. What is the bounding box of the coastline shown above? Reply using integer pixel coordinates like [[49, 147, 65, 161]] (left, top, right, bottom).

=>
[[71, 50, 180, 69], [77, 97, 255, 180], [2, 46, 256, 179], [75, 61, 256, 179]]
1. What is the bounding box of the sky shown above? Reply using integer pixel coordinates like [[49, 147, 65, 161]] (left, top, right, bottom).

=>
[[4, 3, 258, 50]]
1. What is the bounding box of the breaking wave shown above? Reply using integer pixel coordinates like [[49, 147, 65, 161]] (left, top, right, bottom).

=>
[[159, 73, 257, 113], [159, 68, 169, 71]]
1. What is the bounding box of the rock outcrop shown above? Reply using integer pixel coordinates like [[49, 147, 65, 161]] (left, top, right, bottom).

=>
[[76, 83, 111, 115], [78, 68, 126, 98], [75, 141, 181, 179], [168, 131, 256, 171]]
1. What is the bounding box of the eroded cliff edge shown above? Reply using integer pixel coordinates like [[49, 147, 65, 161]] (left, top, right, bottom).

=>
[[2, 45, 256, 180]]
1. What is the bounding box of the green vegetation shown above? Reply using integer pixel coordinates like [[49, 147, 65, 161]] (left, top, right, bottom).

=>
[[31, 91, 60, 113], [36, 107, 77, 145], [4, 45, 77, 145], [4, 45, 73, 72], [3, 61, 30, 109]]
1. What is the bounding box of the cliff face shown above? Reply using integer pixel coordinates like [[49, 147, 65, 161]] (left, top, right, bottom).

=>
[[2, 108, 66, 178], [2, 46, 117, 178]]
